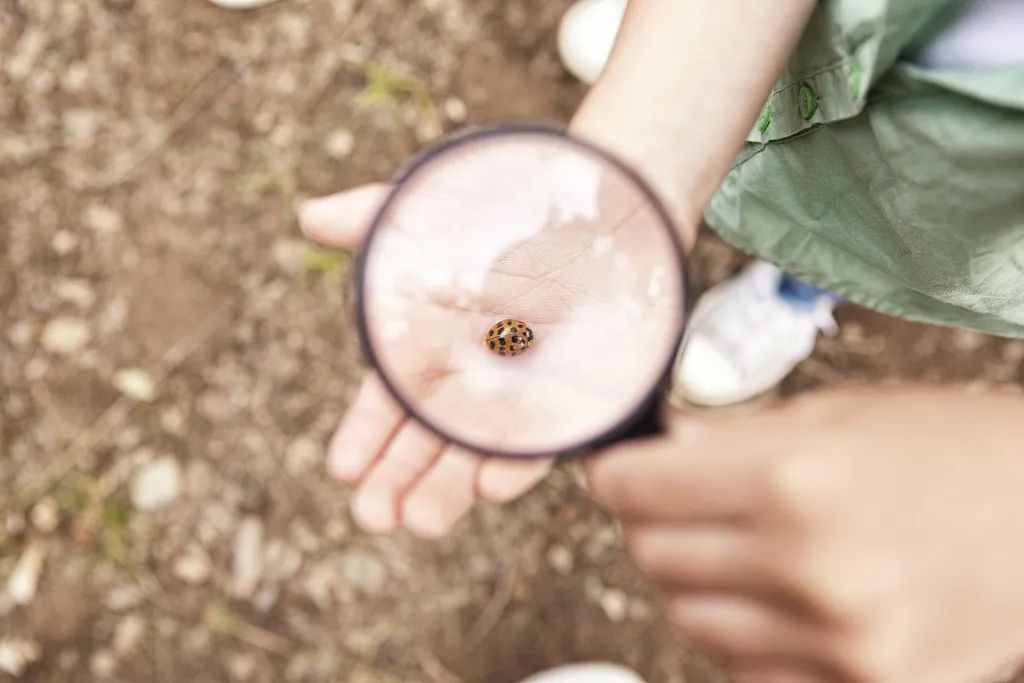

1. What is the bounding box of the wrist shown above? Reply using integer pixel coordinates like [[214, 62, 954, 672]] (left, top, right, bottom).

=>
[[569, 102, 701, 251]]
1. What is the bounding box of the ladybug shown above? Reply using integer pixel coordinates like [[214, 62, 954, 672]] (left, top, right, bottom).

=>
[[484, 319, 534, 356]]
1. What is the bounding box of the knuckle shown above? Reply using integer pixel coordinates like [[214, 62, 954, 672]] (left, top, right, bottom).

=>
[[830, 634, 895, 683], [790, 555, 873, 628], [761, 456, 825, 522], [585, 458, 631, 510], [624, 529, 665, 575]]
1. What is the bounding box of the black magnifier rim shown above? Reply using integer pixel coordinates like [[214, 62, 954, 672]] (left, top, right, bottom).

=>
[[354, 122, 690, 460]]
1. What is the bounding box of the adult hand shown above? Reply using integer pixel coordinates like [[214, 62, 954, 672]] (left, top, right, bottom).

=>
[[587, 387, 1024, 683]]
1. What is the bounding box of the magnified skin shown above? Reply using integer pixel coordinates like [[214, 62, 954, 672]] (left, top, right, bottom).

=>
[[365, 135, 682, 455], [300, 165, 682, 538]]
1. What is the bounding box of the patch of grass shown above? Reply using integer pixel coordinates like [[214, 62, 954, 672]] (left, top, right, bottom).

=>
[[303, 245, 352, 285], [356, 61, 423, 109], [99, 496, 133, 567], [356, 61, 440, 136], [54, 473, 94, 517], [234, 142, 299, 203], [204, 600, 291, 653], [204, 600, 243, 636]]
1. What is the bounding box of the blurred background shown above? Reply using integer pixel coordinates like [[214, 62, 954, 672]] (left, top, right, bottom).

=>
[[2, 1, 1023, 681]]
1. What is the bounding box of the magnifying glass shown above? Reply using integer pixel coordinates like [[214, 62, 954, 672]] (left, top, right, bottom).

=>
[[355, 124, 689, 459]]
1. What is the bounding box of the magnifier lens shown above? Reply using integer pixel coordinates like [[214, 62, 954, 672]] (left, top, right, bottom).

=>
[[359, 128, 686, 458]]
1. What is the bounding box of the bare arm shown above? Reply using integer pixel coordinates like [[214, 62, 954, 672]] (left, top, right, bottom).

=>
[[570, 0, 816, 248]]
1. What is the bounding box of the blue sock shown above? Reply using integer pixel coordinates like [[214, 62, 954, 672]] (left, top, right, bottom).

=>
[[777, 272, 840, 309]]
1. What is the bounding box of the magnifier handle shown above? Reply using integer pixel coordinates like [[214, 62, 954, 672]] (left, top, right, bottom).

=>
[[582, 382, 667, 458], [620, 398, 665, 440]]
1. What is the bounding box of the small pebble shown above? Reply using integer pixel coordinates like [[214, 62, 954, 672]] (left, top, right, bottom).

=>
[[51, 230, 78, 255], [30, 497, 59, 533], [600, 589, 628, 622], [174, 548, 212, 585], [323, 128, 355, 159], [89, 649, 116, 678], [231, 517, 264, 599], [546, 544, 574, 575], [227, 652, 257, 681], [41, 317, 90, 354], [53, 279, 96, 308], [131, 457, 182, 510], [443, 96, 467, 122], [113, 615, 145, 656], [7, 543, 46, 606], [160, 407, 186, 434], [113, 368, 156, 402], [83, 204, 123, 234], [0, 639, 41, 677]]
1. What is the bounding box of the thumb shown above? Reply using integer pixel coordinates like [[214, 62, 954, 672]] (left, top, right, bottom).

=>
[[297, 183, 391, 250]]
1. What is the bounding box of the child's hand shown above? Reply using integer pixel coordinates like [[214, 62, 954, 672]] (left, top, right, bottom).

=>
[[586, 388, 1024, 683], [299, 185, 555, 537]]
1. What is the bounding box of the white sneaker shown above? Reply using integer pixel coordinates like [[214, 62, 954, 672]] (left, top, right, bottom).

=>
[[557, 0, 628, 84], [672, 262, 838, 407], [518, 663, 645, 683], [207, 0, 279, 8]]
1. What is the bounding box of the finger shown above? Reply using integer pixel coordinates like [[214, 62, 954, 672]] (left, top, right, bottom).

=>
[[731, 665, 830, 683], [625, 526, 767, 592], [476, 456, 553, 503], [350, 420, 445, 533], [328, 374, 405, 482], [667, 594, 826, 663], [584, 430, 759, 523], [401, 446, 480, 539], [297, 183, 390, 249]]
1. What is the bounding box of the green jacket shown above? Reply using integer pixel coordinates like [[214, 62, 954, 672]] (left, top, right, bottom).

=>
[[704, 0, 1024, 337]]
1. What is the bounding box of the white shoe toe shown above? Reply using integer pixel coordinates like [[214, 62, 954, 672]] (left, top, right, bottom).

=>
[[673, 334, 745, 406], [557, 0, 628, 84], [519, 663, 645, 683]]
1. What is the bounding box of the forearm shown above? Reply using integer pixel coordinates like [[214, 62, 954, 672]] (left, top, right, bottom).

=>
[[570, 0, 816, 248]]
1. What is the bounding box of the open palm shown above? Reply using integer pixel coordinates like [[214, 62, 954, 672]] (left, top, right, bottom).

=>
[[300, 175, 679, 537]]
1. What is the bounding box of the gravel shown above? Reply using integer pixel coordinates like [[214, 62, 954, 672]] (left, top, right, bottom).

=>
[[40, 316, 90, 354], [130, 457, 183, 511]]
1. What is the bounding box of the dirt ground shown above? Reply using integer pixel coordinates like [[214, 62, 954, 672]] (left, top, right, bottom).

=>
[[2, 1, 1023, 682]]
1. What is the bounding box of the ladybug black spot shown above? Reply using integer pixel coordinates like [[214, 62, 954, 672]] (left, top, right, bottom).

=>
[[499, 338, 506, 346], [511, 336, 520, 344], [488, 341, 495, 349]]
